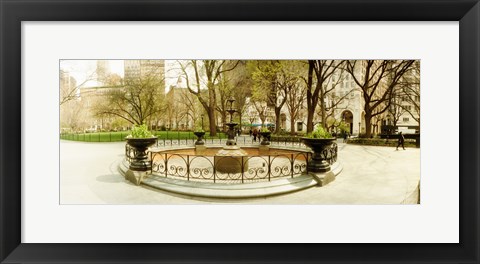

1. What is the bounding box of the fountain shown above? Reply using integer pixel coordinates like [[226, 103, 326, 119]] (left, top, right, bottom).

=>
[[119, 98, 342, 197], [214, 97, 249, 174]]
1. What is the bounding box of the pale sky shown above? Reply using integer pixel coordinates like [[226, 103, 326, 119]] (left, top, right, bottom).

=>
[[60, 60, 183, 91], [60, 60, 124, 88]]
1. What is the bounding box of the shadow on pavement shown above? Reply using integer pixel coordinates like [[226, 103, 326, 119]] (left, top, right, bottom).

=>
[[96, 174, 125, 183]]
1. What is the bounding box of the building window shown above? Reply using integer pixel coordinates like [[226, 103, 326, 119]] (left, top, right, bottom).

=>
[[403, 117, 409, 122], [297, 122, 303, 131]]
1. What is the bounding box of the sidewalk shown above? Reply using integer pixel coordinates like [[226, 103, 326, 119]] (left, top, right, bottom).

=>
[[60, 140, 420, 204]]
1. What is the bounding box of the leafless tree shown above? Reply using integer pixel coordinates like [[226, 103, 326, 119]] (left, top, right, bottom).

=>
[[250, 60, 289, 133], [252, 101, 268, 126], [215, 75, 233, 131], [280, 62, 307, 135], [323, 91, 355, 133], [94, 67, 165, 125], [346, 60, 415, 137], [388, 87, 407, 128], [178, 60, 239, 136], [180, 89, 203, 130], [60, 99, 87, 132], [305, 60, 346, 133], [226, 61, 252, 131], [59, 70, 97, 106]]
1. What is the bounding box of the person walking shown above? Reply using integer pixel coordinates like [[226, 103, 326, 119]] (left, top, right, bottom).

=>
[[396, 131, 406, 150], [343, 132, 348, 143], [253, 129, 258, 142]]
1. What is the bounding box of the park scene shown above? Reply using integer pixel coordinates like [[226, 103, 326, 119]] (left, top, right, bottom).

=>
[[60, 59, 420, 204]]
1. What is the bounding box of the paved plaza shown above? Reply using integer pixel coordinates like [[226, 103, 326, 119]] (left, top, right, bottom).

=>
[[60, 138, 420, 204]]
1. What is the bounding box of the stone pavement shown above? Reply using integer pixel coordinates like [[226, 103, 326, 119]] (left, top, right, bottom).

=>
[[60, 140, 420, 204]]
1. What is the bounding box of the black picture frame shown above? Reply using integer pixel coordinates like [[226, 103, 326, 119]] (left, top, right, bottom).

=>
[[1, 0, 478, 263]]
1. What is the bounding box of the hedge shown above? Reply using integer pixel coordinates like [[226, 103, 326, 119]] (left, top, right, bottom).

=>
[[347, 138, 418, 148]]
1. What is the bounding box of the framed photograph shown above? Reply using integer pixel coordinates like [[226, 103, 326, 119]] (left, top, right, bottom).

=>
[[1, 0, 478, 263]]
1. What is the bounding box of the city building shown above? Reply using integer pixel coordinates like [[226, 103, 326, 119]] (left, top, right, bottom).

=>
[[95, 60, 111, 86], [124, 60, 165, 90]]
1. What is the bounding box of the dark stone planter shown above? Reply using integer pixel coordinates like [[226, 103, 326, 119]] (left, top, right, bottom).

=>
[[126, 137, 157, 171], [259, 131, 271, 145], [301, 137, 336, 173], [193, 131, 206, 145]]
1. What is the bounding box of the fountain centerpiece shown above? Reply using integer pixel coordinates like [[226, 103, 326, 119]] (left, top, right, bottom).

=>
[[214, 97, 249, 173]]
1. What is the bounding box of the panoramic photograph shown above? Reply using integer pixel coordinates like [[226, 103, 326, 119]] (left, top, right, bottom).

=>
[[60, 59, 420, 204]]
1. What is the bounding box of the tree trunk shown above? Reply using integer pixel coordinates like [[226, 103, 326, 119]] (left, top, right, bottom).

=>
[[274, 107, 281, 134], [306, 61, 315, 134], [318, 82, 326, 129], [306, 110, 314, 133], [221, 112, 227, 131], [207, 80, 217, 136], [290, 117, 296, 136], [238, 112, 243, 131], [208, 107, 216, 136], [364, 112, 372, 137]]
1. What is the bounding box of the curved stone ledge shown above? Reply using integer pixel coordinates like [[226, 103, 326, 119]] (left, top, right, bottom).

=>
[[118, 159, 343, 198]]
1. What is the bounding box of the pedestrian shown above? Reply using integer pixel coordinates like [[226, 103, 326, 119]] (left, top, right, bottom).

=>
[[343, 132, 348, 143], [249, 129, 252, 137], [253, 129, 257, 142], [396, 131, 406, 150]]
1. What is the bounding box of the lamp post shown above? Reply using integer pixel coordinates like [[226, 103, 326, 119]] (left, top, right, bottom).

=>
[[225, 97, 237, 146], [201, 114, 204, 130]]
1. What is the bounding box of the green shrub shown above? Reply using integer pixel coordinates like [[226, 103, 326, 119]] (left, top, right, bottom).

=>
[[127, 124, 154, 138], [307, 126, 333, 139], [347, 138, 417, 147], [260, 127, 270, 133]]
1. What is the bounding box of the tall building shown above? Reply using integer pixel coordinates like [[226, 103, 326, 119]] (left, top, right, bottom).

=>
[[60, 70, 77, 95], [124, 60, 165, 92], [60, 70, 78, 104], [96, 60, 111, 86]]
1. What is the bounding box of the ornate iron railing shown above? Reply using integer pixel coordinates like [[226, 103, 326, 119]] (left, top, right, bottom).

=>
[[149, 151, 310, 183], [124, 141, 339, 184]]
